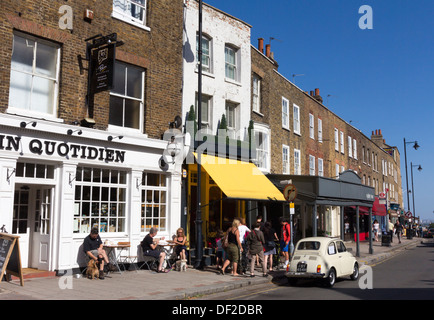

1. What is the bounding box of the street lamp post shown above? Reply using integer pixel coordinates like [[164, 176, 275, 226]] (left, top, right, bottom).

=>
[[403, 138, 419, 235], [194, 0, 204, 269], [410, 162, 422, 222]]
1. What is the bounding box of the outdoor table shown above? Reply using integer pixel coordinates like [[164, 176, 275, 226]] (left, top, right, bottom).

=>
[[103, 243, 130, 274], [157, 241, 177, 269]]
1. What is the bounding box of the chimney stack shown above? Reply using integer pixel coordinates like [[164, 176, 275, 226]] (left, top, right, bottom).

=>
[[265, 44, 271, 58], [258, 38, 264, 54], [313, 88, 323, 104]]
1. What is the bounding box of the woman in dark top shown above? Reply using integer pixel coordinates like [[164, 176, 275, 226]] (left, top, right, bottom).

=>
[[263, 222, 279, 272], [220, 219, 243, 276]]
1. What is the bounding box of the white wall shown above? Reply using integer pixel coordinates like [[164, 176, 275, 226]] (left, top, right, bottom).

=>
[[182, 0, 251, 141]]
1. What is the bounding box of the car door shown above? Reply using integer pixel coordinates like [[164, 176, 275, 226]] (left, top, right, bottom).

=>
[[336, 240, 353, 275], [326, 241, 342, 276]]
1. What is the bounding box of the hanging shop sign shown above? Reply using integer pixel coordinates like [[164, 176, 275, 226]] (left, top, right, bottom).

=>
[[0, 135, 125, 163], [90, 42, 116, 94]]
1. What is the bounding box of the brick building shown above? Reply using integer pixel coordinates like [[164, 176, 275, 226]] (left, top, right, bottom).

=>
[[0, 0, 185, 273], [251, 39, 403, 240]]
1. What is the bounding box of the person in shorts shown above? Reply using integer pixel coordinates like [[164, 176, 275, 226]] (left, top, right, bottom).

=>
[[83, 227, 109, 279], [280, 217, 291, 268], [141, 227, 168, 273]]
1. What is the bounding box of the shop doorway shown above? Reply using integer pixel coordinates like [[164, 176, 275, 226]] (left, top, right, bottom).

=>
[[13, 185, 53, 270]]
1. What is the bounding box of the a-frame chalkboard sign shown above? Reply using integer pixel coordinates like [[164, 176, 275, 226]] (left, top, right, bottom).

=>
[[0, 233, 24, 286]]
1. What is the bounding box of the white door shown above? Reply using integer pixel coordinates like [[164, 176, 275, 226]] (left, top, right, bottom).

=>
[[30, 187, 53, 270]]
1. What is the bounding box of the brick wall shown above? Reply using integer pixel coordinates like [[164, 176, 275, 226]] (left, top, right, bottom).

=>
[[0, 0, 184, 139]]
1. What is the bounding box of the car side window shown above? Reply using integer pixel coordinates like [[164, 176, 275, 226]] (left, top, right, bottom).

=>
[[327, 242, 336, 255], [337, 241, 346, 253]]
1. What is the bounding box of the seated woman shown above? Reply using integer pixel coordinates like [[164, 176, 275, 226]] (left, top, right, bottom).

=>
[[172, 228, 187, 261]]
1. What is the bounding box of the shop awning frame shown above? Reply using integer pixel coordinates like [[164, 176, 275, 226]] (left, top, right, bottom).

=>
[[194, 153, 286, 202]]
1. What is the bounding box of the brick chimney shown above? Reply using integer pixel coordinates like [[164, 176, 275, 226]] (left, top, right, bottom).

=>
[[265, 44, 271, 58], [313, 88, 323, 104], [258, 38, 264, 54], [371, 129, 385, 148]]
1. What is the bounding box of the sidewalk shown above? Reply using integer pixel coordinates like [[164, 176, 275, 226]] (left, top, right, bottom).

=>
[[0, 237, 421, 300]]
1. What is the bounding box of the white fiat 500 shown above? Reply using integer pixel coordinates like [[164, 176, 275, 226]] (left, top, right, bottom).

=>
[[286, 237, 359, 287]]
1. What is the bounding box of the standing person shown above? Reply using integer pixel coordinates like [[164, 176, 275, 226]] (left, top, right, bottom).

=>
[[220, 219, 243, 276], [280, 217, 291, 269], [246, 222, 267, 277], [263, 221, 279, 272], [141, 227, 168, 273], [215, 229, 224, 270], [373, 219, 380, 241], [83, 227, 110, 280], [236, 217, 250, 275], [388, 219, 395, 243], [394, 220, 403, 244]]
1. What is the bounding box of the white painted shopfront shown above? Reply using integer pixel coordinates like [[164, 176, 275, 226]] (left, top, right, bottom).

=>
[[0, 114, 182, 273]]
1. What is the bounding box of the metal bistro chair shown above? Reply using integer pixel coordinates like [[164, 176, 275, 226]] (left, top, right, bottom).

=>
[[118, 242, 139, 272]]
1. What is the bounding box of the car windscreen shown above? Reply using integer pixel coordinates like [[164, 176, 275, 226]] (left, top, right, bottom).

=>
[[297, 241, 321, 250]]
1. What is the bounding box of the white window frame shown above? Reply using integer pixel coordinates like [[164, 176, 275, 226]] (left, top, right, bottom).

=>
[[109, 61, 145, 133], [282, 144, 290, 174], [195, 93, 213, 133], [140, 172, 168, 233], [225, 45, 239, 82], [225, 101, 239, 139], [197, 33, 212, 74], [334, 128, 339, 151], [309, 155, 316, 176], [318, 158, 324, 177], [294, 149, 301, 175], [293, 104, 301, 135], [318, 118, 323, 142], [335, 164, 340, 178], [348, 136, 352, 158], [8, 32, 61, 119], [340, 131, 345, 154], [252, 74, 261, 114], [282, 97, 289, 129], [353, 139, 357, 160], [254, 123, 271, 173], [112, 0, 149, 31], [309, 113, 315, 139]]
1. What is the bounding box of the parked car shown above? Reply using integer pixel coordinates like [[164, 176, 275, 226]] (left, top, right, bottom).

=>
[[286, 237, 359, 287], [424, 228, 434, 238]]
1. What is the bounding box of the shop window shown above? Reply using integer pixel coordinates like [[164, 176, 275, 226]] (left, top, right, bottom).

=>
[[140, 172, 168, 232], [8, 32, 60, 118], [74, 167, 127, 234]]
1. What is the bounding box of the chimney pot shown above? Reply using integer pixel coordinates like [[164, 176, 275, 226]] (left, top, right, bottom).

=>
[[258, 38, 264, 54], [310, 91, 314, 96], [315, 88, 320, 96], [379, 129, 382, 135], [265, 44, 271, 58]]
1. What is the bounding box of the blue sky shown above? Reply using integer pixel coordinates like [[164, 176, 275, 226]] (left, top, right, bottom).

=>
[[204, 0, 434, 222]]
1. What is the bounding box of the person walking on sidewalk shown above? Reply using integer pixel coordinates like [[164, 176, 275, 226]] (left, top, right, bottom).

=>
[[220, 219, 243, 276], [394, 220, 403, 244], [263, 221, 278, 272], [246, 222, 267, 277], [236, 217, 250, 275], [373, 219, 380, 241], [280, 217, 291, 269]]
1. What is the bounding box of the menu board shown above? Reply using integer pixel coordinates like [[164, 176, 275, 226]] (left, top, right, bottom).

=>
[[0, 233, 24, 286]]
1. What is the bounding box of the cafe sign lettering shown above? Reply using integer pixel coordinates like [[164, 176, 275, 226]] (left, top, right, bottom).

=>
[[0, 135, 125, 163]]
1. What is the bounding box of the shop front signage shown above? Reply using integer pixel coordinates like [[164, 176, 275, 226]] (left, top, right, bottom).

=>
[[0, 134, 125, 163]]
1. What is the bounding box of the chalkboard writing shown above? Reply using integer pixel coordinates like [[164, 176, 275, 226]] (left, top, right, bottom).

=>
[[0, 233, 23, 286]]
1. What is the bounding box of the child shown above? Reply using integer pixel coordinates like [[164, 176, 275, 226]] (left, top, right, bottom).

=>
[[215, 229, 224, 269]]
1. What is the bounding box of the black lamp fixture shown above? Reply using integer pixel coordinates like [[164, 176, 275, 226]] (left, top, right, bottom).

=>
[[67, 129, 82, 135], [20, 121, 37, 128], [403, 138, 420, 229], [108, 135, 123, 141]]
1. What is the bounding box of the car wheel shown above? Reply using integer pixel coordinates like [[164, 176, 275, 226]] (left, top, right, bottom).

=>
[[324, 268, 336, 287], [350, 263, 359, 281]]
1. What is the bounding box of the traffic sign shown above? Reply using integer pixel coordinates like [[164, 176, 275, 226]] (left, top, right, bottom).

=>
[[379, 192, 386, 199], [283, 184, 297, 202]]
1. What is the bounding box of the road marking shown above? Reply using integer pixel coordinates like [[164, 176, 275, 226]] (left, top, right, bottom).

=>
[[226, 285, 279, 300]]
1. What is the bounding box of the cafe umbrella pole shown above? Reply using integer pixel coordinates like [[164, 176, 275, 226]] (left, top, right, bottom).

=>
[[194, 0, 204, 269]]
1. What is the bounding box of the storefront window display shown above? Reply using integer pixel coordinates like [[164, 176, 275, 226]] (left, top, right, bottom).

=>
[[74, 166, 127, 233], [140, 172, 168, 232]]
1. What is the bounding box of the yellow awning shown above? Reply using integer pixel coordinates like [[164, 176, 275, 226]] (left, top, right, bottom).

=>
[[194, 153, 285, 201]]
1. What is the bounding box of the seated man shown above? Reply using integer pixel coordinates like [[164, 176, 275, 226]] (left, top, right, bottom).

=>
[[141, 227, 168, 273], [83, 227, 109, 279]]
